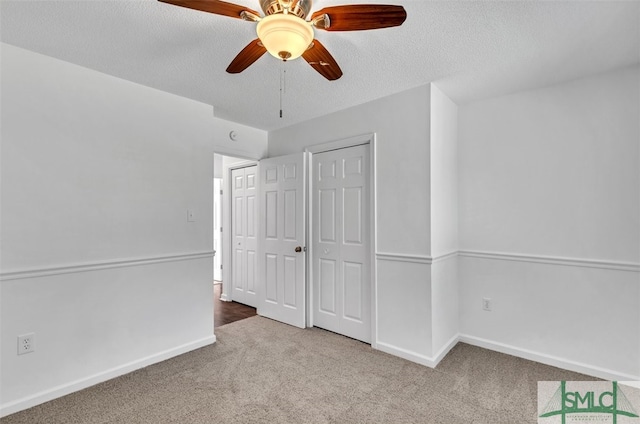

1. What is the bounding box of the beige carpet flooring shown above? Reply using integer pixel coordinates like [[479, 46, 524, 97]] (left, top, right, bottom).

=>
[[2, 316, 596, 424]]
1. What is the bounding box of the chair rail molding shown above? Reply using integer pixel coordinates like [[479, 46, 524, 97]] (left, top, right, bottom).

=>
[[375, 251, 458, 265], [458, 250, 640, 273], [375, 252, 432, 265], [0, 251, 216, 281], [374, 250, 639, 271]]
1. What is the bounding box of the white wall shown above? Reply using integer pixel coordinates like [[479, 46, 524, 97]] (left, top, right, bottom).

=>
[[214, 154, 224, 178], [430, 84, 459, 258], [458, 65, 640, 380], [269, 86, 435, 363], [429, 84, 459, 358], [212, 118, 268, 161], [2, 48, 214, 269], [431, 255, 458, 359], [459, 66, 639, 262], [1, 44, 221, 415], [269, 85, 432, 258], [376, 259, 432, 356]]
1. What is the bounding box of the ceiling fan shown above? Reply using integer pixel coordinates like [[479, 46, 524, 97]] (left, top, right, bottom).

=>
[[158, 0, 407, 80]]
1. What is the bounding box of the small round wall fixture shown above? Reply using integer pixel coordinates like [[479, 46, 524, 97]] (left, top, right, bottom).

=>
[[229, 131, 238, 141]]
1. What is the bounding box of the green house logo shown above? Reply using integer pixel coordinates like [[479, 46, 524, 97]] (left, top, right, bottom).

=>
[[539, 381, 639, 424]]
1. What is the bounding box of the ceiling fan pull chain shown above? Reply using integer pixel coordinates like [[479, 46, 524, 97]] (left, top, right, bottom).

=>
[[279, 65, 286, 118]]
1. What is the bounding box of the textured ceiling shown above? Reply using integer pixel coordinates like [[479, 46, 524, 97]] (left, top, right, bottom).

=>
[[1, 0, 638, 130]]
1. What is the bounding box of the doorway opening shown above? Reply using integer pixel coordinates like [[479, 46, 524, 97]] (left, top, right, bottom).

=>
[[213, 134, 375, 338], [214, 283, 256, 328], [213, 153, 258, 326]]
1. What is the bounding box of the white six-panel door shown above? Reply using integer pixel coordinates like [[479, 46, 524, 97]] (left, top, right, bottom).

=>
[[312, 144, 371, 343], [231, 166, 258, 307], [258, 153, 306, 329]]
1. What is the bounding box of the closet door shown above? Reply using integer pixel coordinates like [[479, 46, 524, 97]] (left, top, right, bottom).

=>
[[231, 165, 257, 307], [313, 144, 371, 343]]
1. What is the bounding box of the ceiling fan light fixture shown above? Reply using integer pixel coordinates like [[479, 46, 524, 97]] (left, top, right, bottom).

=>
[[256, 13, 314, 61]]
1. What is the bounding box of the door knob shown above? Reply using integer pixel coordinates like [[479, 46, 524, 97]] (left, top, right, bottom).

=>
[[295, 246, 303, 253]]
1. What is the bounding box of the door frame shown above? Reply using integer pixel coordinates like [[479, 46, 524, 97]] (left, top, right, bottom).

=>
[[213, 177, 223, 282], [304, 133, 377, 347], [221, 160, 258, 303]]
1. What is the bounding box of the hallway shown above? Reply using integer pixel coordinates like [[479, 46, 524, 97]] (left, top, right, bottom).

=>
[[213, 283, 256, 328]]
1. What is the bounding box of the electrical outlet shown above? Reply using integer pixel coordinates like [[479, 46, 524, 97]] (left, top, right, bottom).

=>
[[18, 333, 35, 355], [482, 297, 492, 312]]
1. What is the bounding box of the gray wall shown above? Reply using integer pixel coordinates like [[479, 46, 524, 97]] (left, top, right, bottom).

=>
[[1, 44, 260, 415], [457, 65, 640, 379]]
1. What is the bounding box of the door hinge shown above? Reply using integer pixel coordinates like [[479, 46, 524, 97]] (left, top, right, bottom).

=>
[[220, 227, 223, 232], [220, 190, 223, 195]]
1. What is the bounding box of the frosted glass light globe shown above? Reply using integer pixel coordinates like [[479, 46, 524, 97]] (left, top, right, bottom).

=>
[[256, 13, 314, 61]]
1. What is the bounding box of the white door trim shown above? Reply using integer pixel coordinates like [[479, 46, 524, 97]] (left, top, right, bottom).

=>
[[305, 133, 377, 347], [213, 178, 223, 282], [221, 160, 258, 302], [305, 133, 374, 154]]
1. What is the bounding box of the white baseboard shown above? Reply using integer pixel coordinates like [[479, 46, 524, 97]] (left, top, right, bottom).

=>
[[459, 334, 640, 382], [375, 335, 459, 369], [377, 334, 639, 382], [0, 335, 216, 418], [376, 342, 438, 367], [431, 334, 460, 365], [620, 381, 640, 389]]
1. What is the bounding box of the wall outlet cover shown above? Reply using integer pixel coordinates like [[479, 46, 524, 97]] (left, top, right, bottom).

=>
[[18, 333, 35, 355], [482, 297, 492, 312]]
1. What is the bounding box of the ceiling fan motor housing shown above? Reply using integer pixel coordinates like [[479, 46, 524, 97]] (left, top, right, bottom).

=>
[[260, 0, 313, 18]]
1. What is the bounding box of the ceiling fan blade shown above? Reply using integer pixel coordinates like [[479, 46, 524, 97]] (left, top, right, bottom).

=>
[[226, 39, 267, 73], [158, 0, 260, 20], [311, 5, 406, 31], [302, 40, 343, 81]]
